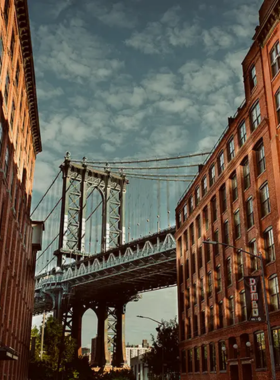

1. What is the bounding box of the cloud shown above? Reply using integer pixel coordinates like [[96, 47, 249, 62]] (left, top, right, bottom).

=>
[[37, 82, 64, 101], [86, 2, 137, 29], [125, 6, 199, 54]]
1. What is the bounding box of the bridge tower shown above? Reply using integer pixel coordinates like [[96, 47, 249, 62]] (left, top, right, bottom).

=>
[[53, 153, 129, 368]]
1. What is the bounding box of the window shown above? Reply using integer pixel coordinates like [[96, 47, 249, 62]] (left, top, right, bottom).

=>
[[220, 184, 227, 213], [195, 187, 200, 206], [194, 315, 198, 337], [209, 306, 214, 331], [218, 302, 223, 329], [179, 237, 182, 257], [190, 223, 194, 246], [197, 215, 201, 238], [193, 283, 197, 305], [243, 158, 251, 189], [228, 296, 234, 325], [194, 347, 200, 372], [202, 345, 207, 372], [187, 317, 191, 339], [273, 328, 280, 367], [219, 341, 227, 371], [202, 176, 207, 196], [15, 62, 20, 87], [4, 0, 10, 25], [256, 142, 266, 175], [217, 266, 222, 292], [0, 122, 2, 155], [184, 231, 189, 252], [187, 349, 193, 373], [4, 147, 9, 177], [271, 41, 280, 78], [234, 210, 241, 239], [5, 72, 10, 103], [237, 251, 244, 281], [211, 196, 217, 222], [250, 65, 257, 90], [201, 310, 206, 335], [276, 89, 280, 125], [183, 204, 187, 222], [10, 31, 15, 61], [227, 258, 232, 286], [264, 227, 275, 262], [181, 350, 186, 373], [250, 239, 258, 272], [260, 182, 270, 218], [201, 278, 204, 301], [177, 212, 182, 228], [238, 121, 247, 147], [205, 240, 211, 263], [203, 206, 209, 231], [209, 164, 215, 187], [189, 196, 194, 214], [269, 275, 280, 311], [255, 331, 266, 369], [208, 272, 213, 297], [246, 197, 254, 229], [10, 100, 15, 130], [198, 246, 203, 269], [192, 252, 196, 275], [227, 137, 235, 162], [232, 173, 238, 201], [218, 151, 225, 175], [213, 230, 219, 255], [186, 287, 190, 308], [223, 221, 229, 245], [186, 259, 189, 279], [250, 101, 261, 131], [240, 290, 247, 321], [0, 36, 3, 70], [210, 343, 216, 372]]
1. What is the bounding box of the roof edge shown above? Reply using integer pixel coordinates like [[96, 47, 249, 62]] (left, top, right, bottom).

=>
[[14, 0, 42, 155]]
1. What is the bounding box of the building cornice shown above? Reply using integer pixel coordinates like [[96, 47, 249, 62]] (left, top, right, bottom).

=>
[[14, 0, 42, 154], [254, 0, 280, 46]]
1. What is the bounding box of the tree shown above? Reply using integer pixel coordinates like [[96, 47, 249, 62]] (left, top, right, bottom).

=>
[[143, 318, 180, 380]]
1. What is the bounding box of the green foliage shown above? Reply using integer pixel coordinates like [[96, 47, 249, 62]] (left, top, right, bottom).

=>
[[92, 369, 135, 380], [143, 318, 180, 380]]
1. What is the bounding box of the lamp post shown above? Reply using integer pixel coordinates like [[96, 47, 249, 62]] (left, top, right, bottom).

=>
[[137, 316, 165, 380], [203, 240, 276, 380]]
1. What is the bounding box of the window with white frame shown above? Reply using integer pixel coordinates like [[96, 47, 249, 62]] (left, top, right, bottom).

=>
[[238, 121, 247, 147], [250, 101, 261, 131], [218, 151, 225, 175], [264, 227, 275, 263], [260, 182, 270, 218], [271, 41, 280, 78], [269, 275, 280, 311], [209, 164, 215, 187], [250, 65, 257, 90], [227, 137, 235, 162]]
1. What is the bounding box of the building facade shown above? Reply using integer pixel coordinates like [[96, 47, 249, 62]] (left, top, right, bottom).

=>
[[131, 354, 149, 380], [0, 0, 41, 379], [176, 1, 280, 379]]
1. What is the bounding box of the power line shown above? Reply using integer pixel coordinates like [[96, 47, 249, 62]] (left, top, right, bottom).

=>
[[70, 151, 211, 165]]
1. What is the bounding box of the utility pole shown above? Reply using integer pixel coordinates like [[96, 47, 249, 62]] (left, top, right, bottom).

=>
[[40, 311, 46, 360]]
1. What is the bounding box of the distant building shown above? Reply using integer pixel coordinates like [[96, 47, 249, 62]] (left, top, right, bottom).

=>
[[176, 1, 280, 379], [126, 340, 150, 368], [131, 354, 149, 380], [0, 0, 42, 379]]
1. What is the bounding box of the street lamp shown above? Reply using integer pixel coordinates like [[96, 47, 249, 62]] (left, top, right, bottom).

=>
[[137, 315, 165, 380], [203, 240, 276, 380]]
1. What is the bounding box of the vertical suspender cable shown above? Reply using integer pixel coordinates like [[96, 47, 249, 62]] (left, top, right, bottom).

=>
[[89, 190, 93, 253]]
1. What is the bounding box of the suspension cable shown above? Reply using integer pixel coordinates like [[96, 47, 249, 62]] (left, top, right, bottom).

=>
[[90, 163, 202, 170], [70, 151, 211, 165], [119, 172, 196, 178], [126, 175, 193, 182], [31, 169, 62, 217]]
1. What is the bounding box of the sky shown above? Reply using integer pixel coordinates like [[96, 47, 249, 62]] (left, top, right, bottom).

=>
[[29, 0, 263, 346]]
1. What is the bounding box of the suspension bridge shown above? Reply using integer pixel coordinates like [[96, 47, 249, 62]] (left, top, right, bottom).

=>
[[32, 150, 209, 368]]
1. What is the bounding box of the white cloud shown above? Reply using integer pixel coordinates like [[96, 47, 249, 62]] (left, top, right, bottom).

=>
[[37, 82, 64, 101]]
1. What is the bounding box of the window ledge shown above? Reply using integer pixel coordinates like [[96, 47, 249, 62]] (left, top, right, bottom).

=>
[[256, 170, 266, 179], [247, 225, 255, 233], [271, 70, 280, 83], [260, 211, 271, 221], [238, 277, 244, 283], [235, 236, 241, 241], [266, 260, 276, 267]]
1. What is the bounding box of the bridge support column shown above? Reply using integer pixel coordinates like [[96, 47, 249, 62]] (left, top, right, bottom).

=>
[[71, 305, 83, 357], [53, 289, 63, 323], [113, 303, 127, 368], [94, 304, 110, 368]]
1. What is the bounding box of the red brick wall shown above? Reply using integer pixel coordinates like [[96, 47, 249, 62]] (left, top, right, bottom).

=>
[[176, 1, 280, 379], [0, 0, 40, 379]]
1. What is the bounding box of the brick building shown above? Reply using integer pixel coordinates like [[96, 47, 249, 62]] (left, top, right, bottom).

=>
[[175, 1, 280, 379], [0, 0, 42, 379]]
